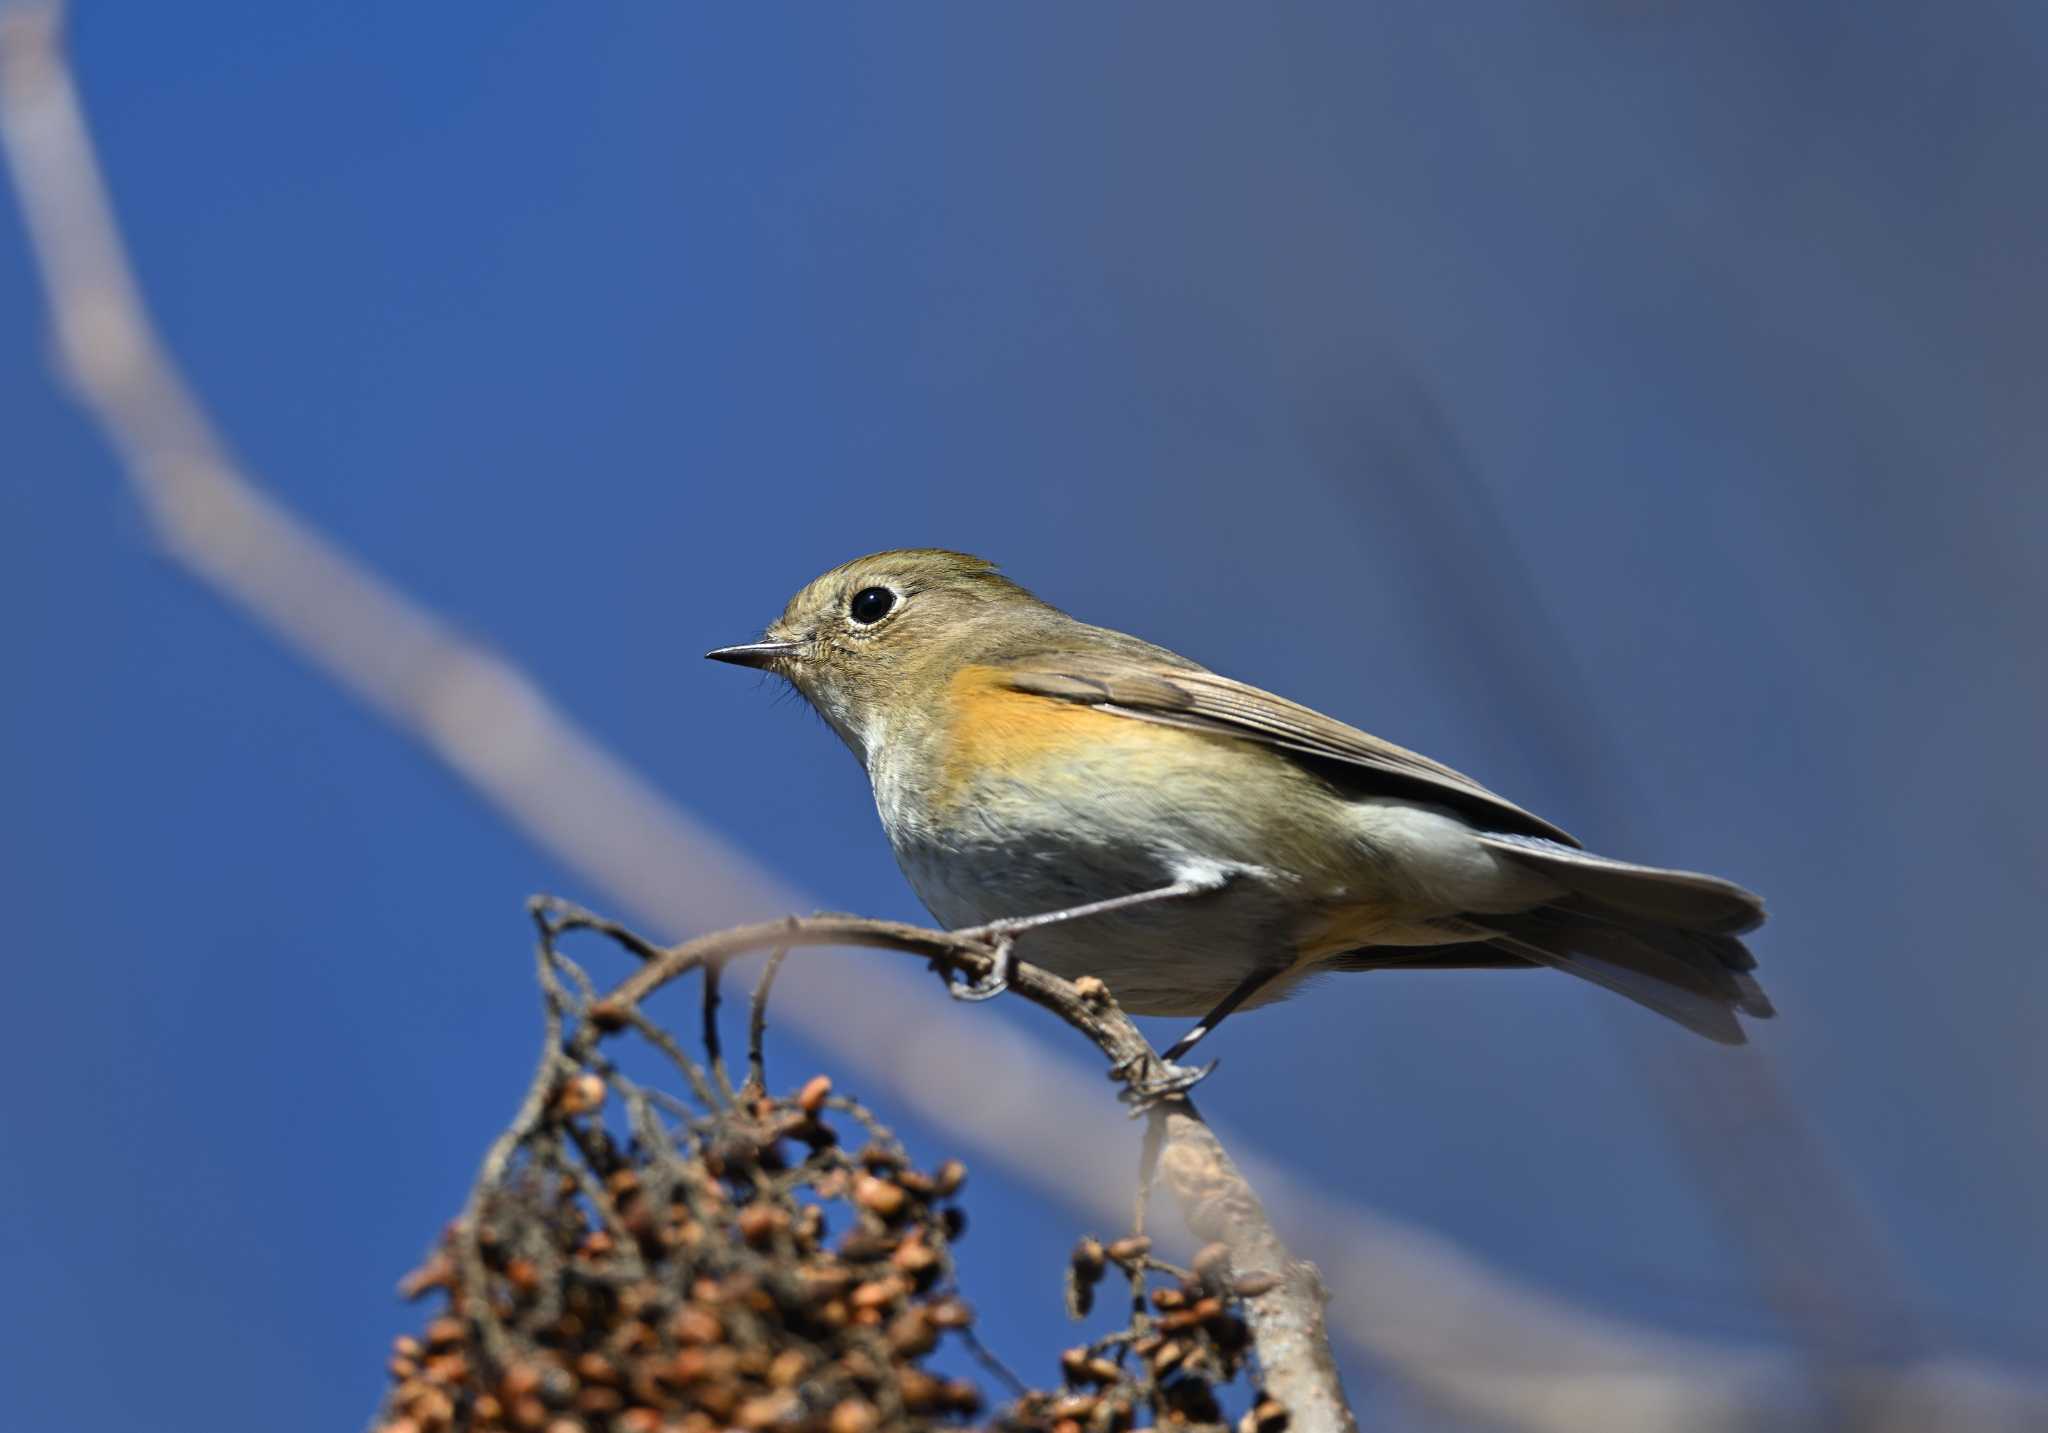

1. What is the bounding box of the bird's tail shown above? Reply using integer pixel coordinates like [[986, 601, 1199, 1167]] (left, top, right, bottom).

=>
[[1474, 835, 1774, 1044]]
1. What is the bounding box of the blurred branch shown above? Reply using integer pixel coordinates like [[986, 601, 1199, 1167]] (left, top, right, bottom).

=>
[[4, 7, 2043, 1430]]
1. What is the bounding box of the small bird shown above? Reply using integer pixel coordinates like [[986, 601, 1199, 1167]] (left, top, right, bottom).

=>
[[710, 549, 1771, 1092]]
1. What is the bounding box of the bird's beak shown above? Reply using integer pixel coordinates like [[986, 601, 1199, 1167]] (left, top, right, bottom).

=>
[[705, 640, 802, 670]]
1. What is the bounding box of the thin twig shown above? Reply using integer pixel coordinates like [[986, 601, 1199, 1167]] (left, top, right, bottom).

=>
[[702, 959, 734, 1106], [746, 947, 788, 1094]]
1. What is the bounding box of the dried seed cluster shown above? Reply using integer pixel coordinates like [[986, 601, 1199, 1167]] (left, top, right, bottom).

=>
[[377, 1072, 986, 1433], [375, 903, 1286, 1433], [1009, 1235, 1288, 1433]]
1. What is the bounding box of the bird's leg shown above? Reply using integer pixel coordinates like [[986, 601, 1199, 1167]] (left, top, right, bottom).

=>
[[946, 872, 1230, 1003], [1113, 966, 1279, 1109]]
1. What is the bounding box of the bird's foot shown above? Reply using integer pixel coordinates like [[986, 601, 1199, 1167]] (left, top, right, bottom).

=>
[[945, 929, 1014, 1002], [1110, 1050, 1218, 1113]]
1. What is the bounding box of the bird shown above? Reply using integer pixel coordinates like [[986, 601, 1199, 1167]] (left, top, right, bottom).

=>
[[708, 549, 1771, 1094]]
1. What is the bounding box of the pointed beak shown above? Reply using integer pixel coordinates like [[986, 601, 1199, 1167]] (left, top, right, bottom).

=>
[[705, 640, 802, 670]]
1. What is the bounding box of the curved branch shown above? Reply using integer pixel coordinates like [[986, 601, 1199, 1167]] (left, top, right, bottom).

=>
[[560, 903, 1358, 1433]]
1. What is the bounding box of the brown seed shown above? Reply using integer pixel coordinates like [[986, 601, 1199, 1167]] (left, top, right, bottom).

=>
[[574, 1352, 618, 1386], [411, 1389, 455, 1429], [767, 1348, 809, 1388], [849, 1276, 907, 1311], [827, 1400, 878, 1433], [838, 1228, 896, 1261], [1052, 1394, 1099, 1420], [1073, 975, 1109, 1000], [799, 1266, 855, 1299], [507, 1396, 548, 1430], [1153, 1287, 1189, 1311], [929, 1296, 973, 1329], [1192, 1241, 1232, 1281], [388, 1356, 419, 1381], [578, 1231, 615, 1259], [1086, 1357, 1122, 1384], [887, 1307, 938, 1356], [735, 1392, 796, 1429], [933, 1158, 968, 1196], [669, 1305, 721, 1346], [798, 1074, 833, 1113], [897, 1369, 944, 1413], [399, 1252, 455, 1300], [669, 1345, 738, 1386], [1106, 1235, 1151, 1264], [505, 1257, 541, 1293], [543, 1421, 582, 1433], [1233, 1270, 1283, 1298], [575, 1387, 623, 1417], [471, 1396, 503, 1424], [891, 1236, 941, 1283], [737, 1204, 787, 1248], [1070, 1237, 1107, 1280], [500, 1362, 543, 1398], [615, 1412, 660, 1433], [423, 1316, 466, 1350], [943, 1378, 982, 1414], [1151, 1338, 1188, 1374], [422, 1353, 469, 1384], [853, 1174, 908, 1219], [382, 1421, 422, 1433], [392, 1335, 424, 1360], [1241, 1397, 1290, 1433], [556, 1071, 607, 1113]]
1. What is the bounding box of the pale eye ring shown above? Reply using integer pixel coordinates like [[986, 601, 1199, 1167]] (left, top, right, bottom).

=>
[[848, 586, 896, 624]]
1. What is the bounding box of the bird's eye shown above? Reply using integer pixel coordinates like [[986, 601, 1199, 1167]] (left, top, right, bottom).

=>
[[848, 586, 896, 625]]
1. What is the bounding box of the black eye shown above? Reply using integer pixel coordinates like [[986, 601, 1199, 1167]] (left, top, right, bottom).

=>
[[848, 586, 896, 624]]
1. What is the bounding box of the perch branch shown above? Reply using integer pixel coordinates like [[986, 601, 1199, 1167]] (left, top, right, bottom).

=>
[[552, 902, 1357, 1433]]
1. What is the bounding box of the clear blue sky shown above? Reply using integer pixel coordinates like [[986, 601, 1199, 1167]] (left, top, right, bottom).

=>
[[3, 4, 2044, 1428]]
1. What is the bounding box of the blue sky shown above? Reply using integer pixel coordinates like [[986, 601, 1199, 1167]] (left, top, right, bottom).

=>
[[2, 4, 2044, 1428]]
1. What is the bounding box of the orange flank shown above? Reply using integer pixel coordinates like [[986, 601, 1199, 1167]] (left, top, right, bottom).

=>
[[934, 664, 1204, 811]]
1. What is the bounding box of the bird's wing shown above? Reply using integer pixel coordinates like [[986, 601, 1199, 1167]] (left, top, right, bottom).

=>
[[992, 651, 1577, 845]]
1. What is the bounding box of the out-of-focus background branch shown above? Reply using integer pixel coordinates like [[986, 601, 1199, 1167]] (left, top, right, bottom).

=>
[[3, 4, 2044, 1431]]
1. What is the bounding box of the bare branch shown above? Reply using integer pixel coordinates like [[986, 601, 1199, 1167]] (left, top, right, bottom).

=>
[[744, 947, 788, 1095], [565, 904, 1357, 1433]]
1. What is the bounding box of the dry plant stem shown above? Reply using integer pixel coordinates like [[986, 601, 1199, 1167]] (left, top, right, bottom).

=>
[[744, 946, 788, 1093], [1150, 1109, 1352, 1433], [562, 903, 1358, 1433]]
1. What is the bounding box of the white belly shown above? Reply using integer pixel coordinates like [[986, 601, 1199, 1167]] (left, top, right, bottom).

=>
[[869, 748, 1556, 1017]]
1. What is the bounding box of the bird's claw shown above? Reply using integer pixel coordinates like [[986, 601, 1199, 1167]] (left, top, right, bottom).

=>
[[947, 931, 1013, 1002], [1111, 1052, 1218, 1112]]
